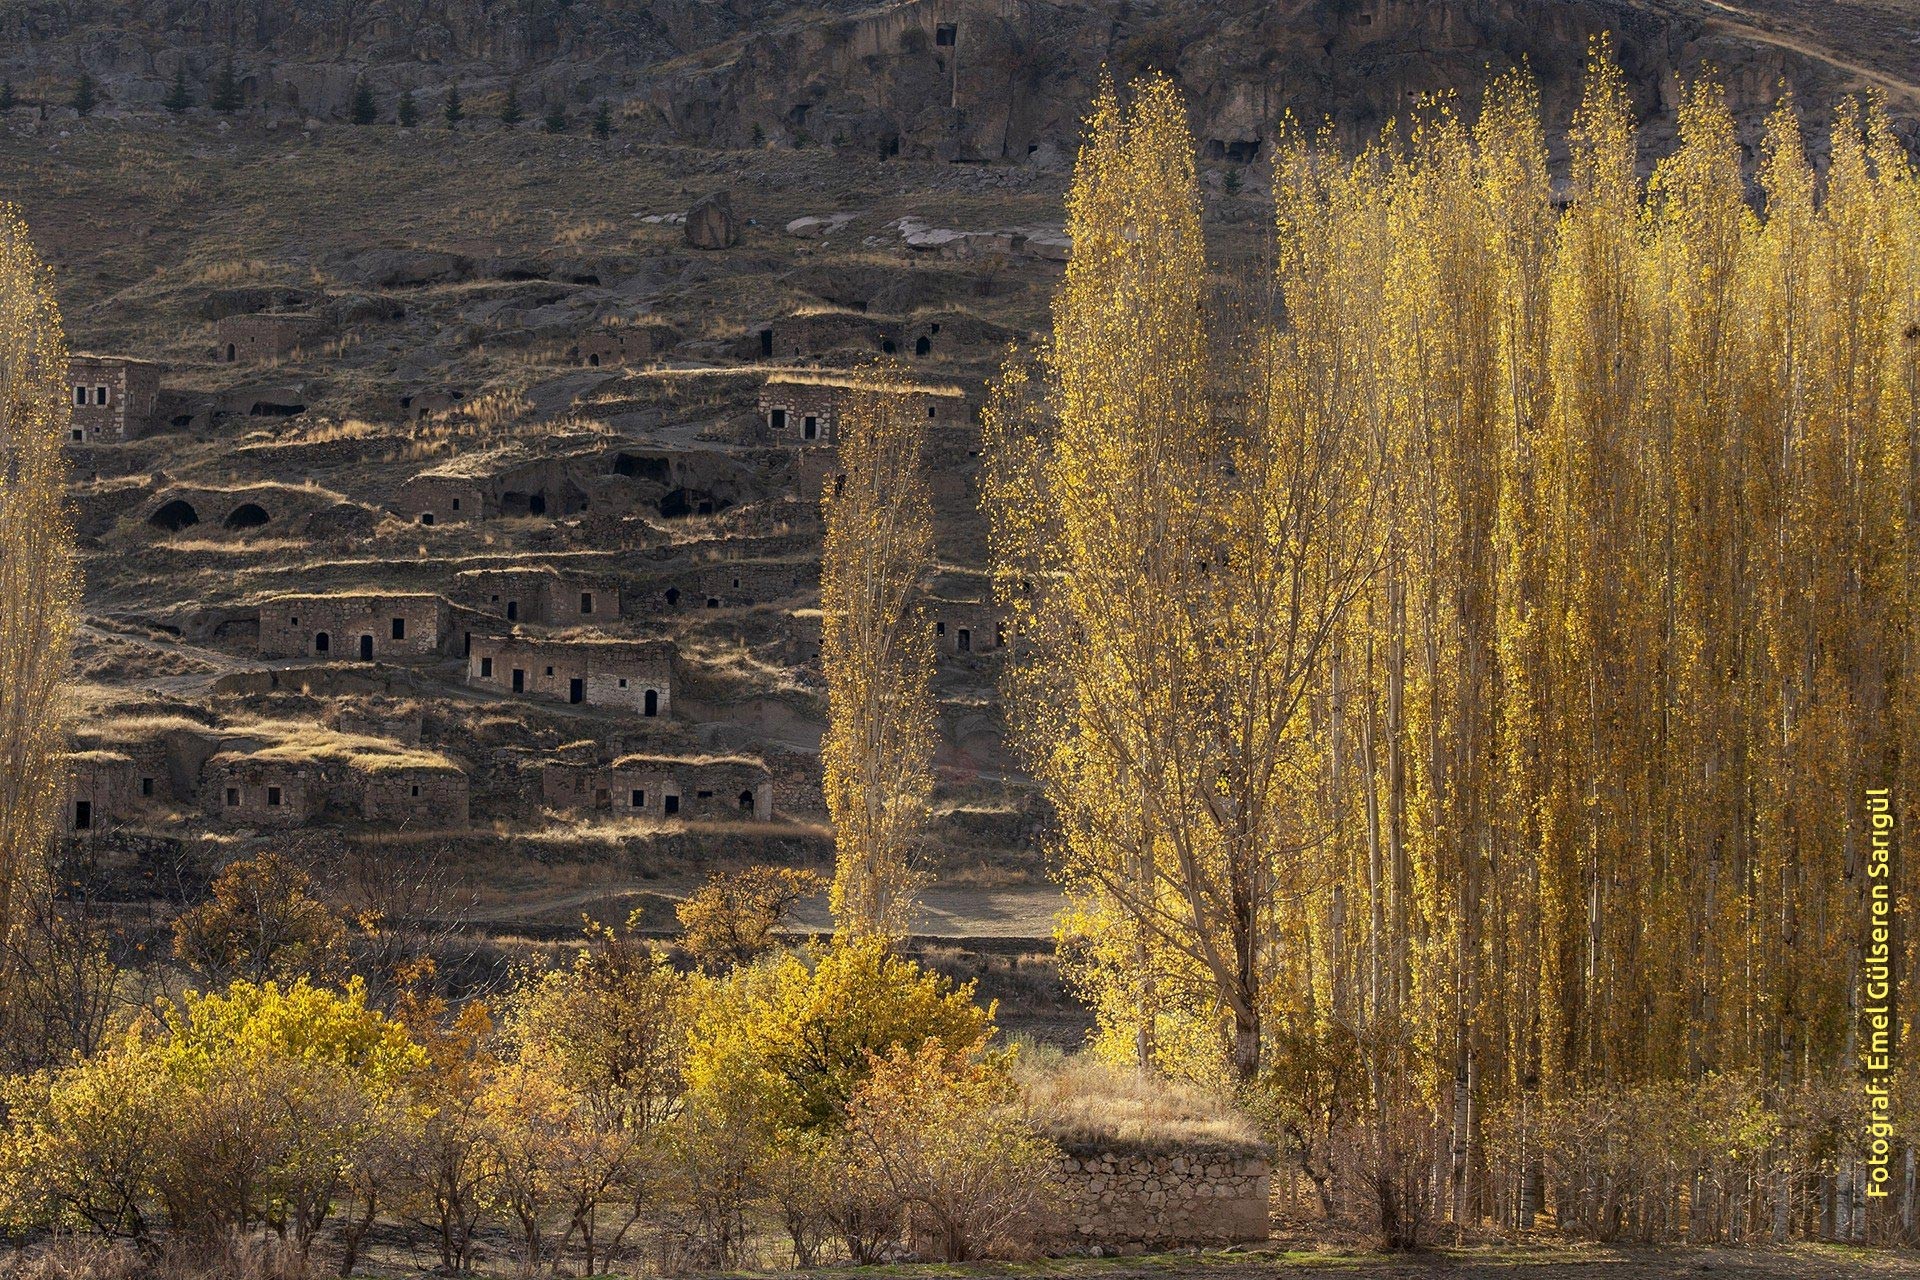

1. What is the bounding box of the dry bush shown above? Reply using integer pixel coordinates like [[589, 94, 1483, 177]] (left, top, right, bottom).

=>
[[1015, 1047, 1262, 1149]]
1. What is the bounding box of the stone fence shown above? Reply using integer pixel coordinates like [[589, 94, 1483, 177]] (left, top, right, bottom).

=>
[[1050, 1140, 1273, 1250]]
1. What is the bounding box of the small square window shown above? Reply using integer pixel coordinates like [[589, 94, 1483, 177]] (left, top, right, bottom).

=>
[[267, 786, 282, 807], [545, 665, 555, 677], [451, 497, 461, 510], [391, 617, 406, 640], [410, 784, 420, 798], [225, 787, 240, 807], [696, 789, 713, 800], [480, 657, 494, 678], [94, 385, 109, 405], [631, 789, 646, 808], [72, 386, 86, 406], [581, 592, 594, 614], [70, 428, 83, 442], [618, 678, 628, 688], [140, 777, 154, 797]]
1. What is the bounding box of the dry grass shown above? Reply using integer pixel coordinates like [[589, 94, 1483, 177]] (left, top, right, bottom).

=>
[[220, 719, 460, 773], [1016, 1049, 1266, 1151]]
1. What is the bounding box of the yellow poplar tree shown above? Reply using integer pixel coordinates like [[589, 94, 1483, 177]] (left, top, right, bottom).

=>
[[0, 203, 79, 963], [820, 376, 937, 941]]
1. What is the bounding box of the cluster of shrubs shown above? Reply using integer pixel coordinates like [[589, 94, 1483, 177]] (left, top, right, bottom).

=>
[[0, 858, 1058, 1276]]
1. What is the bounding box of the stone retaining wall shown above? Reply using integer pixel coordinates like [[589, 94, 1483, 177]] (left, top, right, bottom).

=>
[[1051, 1142, 1272, 1249]]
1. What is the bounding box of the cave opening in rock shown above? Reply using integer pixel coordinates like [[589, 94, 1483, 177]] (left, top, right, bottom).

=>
[[224, 502, 271, 529], [149, 499, 200, 532]]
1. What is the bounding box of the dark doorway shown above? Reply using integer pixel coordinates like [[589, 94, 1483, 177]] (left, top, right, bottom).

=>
[[665, 588, 681, 607], [759, 328, 774, 356], [663, 794, 680, 816], [631, 789, 645, 809], [225, 502, 271, 529], [738, 790, 754, 811], [643, 689, 659, 716], [569, 677, 584, 704], [73, 800, 91, 831], [391, 617, 406, 640], [226, 343, 237, 361], [314, 632, 331, 654], [957, 628, 971, 652], [506, 600, 519, 621], [803, 416, 818, 440], [915, 335, 931, 357], [359, 635, 374, 661], [149, 499, 200, 532], [512, 669, 526, 693], [529, 493, 546, 516]]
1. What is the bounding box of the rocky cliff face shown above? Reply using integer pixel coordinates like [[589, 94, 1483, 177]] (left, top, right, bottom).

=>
[[0, 0, 1900, 155]]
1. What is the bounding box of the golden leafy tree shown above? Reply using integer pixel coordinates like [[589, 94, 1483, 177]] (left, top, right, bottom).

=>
[[987, 73, 1383, 1082], [0, 203, 79, 963], [820, 377, 936, 941], [1003, 49, 1920, 1241]]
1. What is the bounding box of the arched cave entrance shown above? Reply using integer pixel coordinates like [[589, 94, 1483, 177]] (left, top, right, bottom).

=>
[[149, 499, 200, 532], [225, 502, 271, 529]]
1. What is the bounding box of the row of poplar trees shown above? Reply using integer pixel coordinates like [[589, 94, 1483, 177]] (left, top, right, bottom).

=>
[[983, 43, 1920, 1243]]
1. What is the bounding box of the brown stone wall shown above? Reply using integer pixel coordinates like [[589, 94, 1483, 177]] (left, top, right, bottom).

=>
[[203, 759, 313, 827], [608, 758, 772, 821], [1050, 1144, 1272, 1249], [214, 313, 328, 364], [356, 768, 469, 827], [932, 602, 1005, 655], [467, 637, 674, 715], [67, 356, 163, 443], [61, 753, 139, 834], [259, 594, 449, 660], [394, 474, 488, 524]]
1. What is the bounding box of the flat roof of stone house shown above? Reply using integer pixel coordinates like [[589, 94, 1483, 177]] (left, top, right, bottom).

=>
[[610, 751, 766, 770], [70, 352, 166, 368], [264, 591, 446, 604], [763, 371, 965, 397]]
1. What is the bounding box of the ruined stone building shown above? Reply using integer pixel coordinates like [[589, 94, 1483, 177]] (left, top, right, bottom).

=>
[[60, 751, 139, 835], [393, 449, 589, 525], [467, 636, 675, 715], [66, 355, 163, 443], [214, 313, 329, 364], [353, 763, 469, 826], [757, 373, 966, 446], [930, 601, 1006, 655], [259, 593, 451, 661], [539, 753, 773, 820], [569, 323, 677, 368], [202, 752, 315, 828], [609, 753, 774, 821], [453, 567, 618, 627]]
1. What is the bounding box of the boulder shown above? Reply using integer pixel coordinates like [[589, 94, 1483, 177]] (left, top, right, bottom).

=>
[[684, 191, 739, 250]]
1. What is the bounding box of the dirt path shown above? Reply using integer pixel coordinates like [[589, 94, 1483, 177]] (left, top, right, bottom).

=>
[[1682, 0, 1920, 105]]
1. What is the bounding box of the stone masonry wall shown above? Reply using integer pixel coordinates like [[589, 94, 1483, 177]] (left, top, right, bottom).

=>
[[1051, 1143, 1272, 1249]]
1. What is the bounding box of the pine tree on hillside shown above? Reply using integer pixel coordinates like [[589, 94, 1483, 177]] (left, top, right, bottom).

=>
[[498, 83, 522, 127], [396, 88, 418, 128], [71, 73, 97, 117], [592, 100, 612, 139], [162, 65, 193, 113], [350, 80, 376, 125], [210, 58, 242, 113], [443, 83, 463, 129], [543, 99, 567, 133]]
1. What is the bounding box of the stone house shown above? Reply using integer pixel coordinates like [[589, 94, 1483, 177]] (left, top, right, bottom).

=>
[[259, 593, 451, 661], [453, 567, 617, 627], [351, 763, 469, 827], [758, 374, 965, 446], [60, 751, 139, 836], [467, 636, 675, 715], [214, 313, 329, 364], [66, 355, 164, 443], [930, 601, 1005, 655], [540, 761, 608, 810], [652, 559, 813, 612], [202, 753, 314, 828], [569, 323, 676, 368], [607, 753, 774, 821], [391, 473, 488, 526], [393, 450, 588, 525]]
